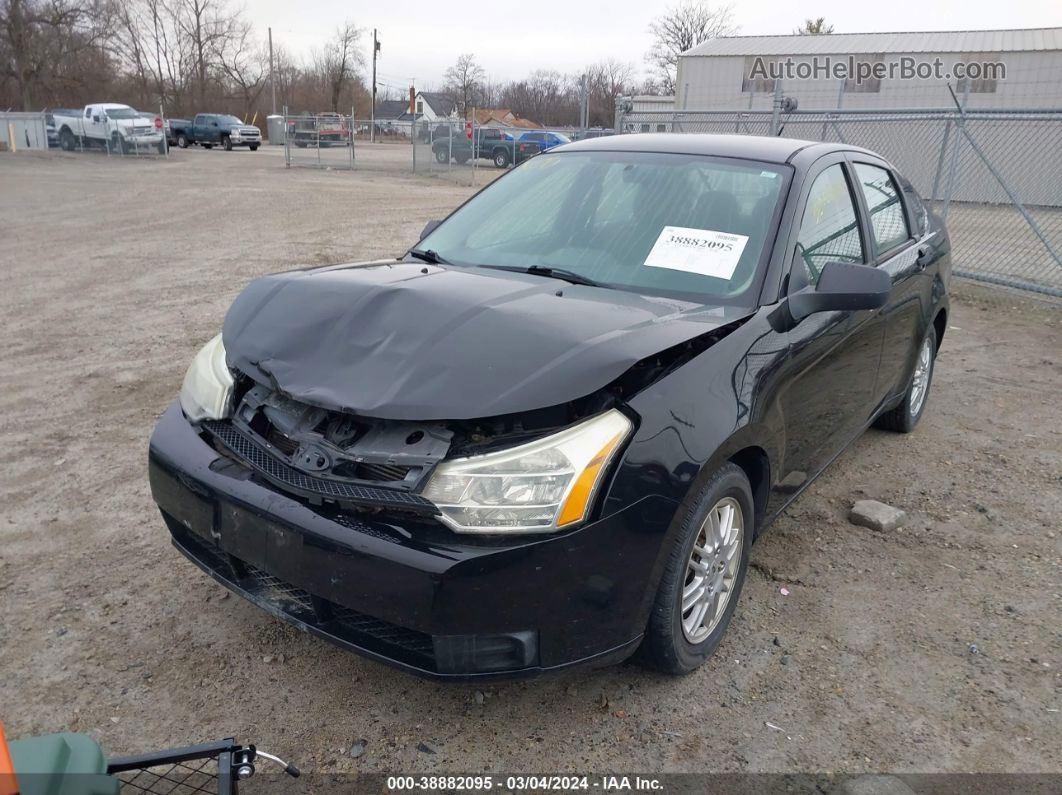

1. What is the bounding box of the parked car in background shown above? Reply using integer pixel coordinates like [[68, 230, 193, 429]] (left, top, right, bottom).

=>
[[53, 103, 165, 153], [518, 130, 571, 153], [45, 113, 58, 148], [288, 112, 348, 147], [419, 122, 458, 143], [169, 114, 261, 150], [573, 127, 615, 141], [150, 133, 950, 679], [164, 118, 191, 147], [433, 127, 536, 168]]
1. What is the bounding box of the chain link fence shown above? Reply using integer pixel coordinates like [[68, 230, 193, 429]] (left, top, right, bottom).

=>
[[617, 104, 1062, 303], [1, 108, 170, 158], [280, 108, 354, 170]]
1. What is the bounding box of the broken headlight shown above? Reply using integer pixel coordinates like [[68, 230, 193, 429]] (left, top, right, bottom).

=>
[[422, 409, 632, 534], [179, 333, 234, 422]]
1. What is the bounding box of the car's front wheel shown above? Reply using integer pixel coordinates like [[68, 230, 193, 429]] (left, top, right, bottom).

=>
[[177, 133, 188, 148], [639, 463, 752, 674], [434, 149, 448, 163], [875, 325, 937, 433]]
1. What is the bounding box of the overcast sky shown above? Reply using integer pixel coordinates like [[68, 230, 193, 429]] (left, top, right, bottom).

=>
[[248, 0, 1062, 92]]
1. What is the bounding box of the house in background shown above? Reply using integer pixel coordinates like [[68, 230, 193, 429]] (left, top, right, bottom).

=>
[[414, 92, 457, 122], [467, 108, 542, 130], [675, 28, 1062, 110]]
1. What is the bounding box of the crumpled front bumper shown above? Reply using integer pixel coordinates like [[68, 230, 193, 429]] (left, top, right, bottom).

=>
[[148, 402, 677, 680]]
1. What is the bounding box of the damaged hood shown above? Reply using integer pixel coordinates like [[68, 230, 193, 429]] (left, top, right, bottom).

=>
[[222, 261, 751, 420]]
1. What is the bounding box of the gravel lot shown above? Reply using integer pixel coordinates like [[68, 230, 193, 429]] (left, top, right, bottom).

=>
[[1, 148, 1059, 780]]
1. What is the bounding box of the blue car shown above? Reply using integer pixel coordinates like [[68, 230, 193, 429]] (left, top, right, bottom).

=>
[[518, 130, 571, 153]]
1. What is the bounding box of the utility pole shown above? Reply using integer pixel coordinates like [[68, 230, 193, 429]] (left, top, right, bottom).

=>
[[268, 27, 276, 115], [370, 29, 380, 143], [579, 73, 588, 131]]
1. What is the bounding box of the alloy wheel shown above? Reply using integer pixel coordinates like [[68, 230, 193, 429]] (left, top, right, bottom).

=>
[[681, 496, 743, 643], [909, 336, 933, 418]]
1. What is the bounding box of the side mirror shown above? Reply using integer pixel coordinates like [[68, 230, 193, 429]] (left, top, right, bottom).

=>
[[419, 220, 442, 240], [778, 261, 891, 327], [791, 261, 891, 321]]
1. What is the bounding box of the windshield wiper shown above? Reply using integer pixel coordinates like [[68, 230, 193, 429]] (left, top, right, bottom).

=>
[[478, 264, 604, 287], [408, 248, 448, 265], [524, 265, 603, 287]]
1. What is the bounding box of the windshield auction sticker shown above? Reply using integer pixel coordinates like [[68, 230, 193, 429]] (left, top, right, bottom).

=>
[[644, 226, 749, 280]]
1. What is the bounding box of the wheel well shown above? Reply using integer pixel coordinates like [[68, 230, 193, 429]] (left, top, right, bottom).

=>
[[728, 446, 770, 530], [933, 308, 947, 351]]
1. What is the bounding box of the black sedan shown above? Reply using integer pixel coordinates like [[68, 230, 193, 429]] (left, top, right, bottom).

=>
[[149, 133, 950, 679]]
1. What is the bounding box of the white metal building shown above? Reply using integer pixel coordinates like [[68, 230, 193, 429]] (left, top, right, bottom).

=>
[[675, 28, 1062, 110]]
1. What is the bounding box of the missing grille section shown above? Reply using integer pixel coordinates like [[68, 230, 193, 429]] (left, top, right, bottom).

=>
[[230, 383, 449, 493], [202, 420, 439, 513]]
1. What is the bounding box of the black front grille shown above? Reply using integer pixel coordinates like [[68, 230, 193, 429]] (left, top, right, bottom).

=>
[[242, 563, 315, 613], [203, 420, 437, 513], [331, 606, 435, 658]]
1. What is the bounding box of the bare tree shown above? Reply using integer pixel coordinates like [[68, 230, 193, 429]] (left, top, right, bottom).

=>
[[1, 0, 112, 109], [587, 59, 634, 125], [217, 18, 266, 115], [311, 21, 362, 112], [444, 53, 484, 116], [794, 17, 833, 34], [173, 0, 236, 107], [646, 0, 735, 95]]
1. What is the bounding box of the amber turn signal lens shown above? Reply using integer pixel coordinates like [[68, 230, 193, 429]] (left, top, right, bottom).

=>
[[557, 431, 625, 527]]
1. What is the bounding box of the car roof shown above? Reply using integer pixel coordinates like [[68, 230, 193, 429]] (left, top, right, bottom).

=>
[[559, 132, 861, 165]]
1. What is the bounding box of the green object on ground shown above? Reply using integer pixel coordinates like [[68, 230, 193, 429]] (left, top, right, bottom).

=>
[[9, 732, 119, 795]]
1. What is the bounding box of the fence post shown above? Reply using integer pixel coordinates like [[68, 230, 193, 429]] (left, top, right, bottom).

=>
[[159, 103, 168, 158], [930, 118, 952, 202], [350, 106, 355, 169], [769, 80, 783, 136], [283, 105, 290, 167]]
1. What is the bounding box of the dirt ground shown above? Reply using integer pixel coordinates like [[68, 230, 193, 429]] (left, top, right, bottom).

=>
[[1, 148, 1059, 779]]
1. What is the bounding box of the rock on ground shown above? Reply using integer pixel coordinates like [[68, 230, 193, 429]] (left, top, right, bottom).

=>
[[849, 499, 907, 532]]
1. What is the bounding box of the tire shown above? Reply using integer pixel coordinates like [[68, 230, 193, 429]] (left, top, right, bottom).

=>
[[249, 144, 258, 151], [177, 133, 188, 148], [295, 141, 307, 148], [203, 143, 213, 149], [434, 149, 448, 164], [874, 325, 938, 433], [156, 140, 166, 154], [493, 148, 510, 168], [222, 135, 232, 151], [60, 128, 75, 152], [639, 463, 753, 675]]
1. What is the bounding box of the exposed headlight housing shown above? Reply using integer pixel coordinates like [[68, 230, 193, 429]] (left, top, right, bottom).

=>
[[179, 333, 234, 422], [422, 409, 632, 534]]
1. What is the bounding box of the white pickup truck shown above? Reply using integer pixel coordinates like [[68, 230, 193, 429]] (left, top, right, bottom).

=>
[[54, 103, 166, 154]]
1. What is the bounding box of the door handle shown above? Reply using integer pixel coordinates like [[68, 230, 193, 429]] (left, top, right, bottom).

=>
[[916, 246, 931, 270]]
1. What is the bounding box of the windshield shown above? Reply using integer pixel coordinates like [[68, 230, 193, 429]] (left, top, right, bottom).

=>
[[419, 150, 790, 303], [104, 108, 139, 119], [554, 133, 571, 143], [220, 115, 244, 125]]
